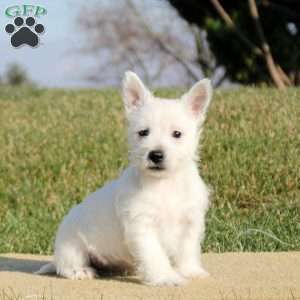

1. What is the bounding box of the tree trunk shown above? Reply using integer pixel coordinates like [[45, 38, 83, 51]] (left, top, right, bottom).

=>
[[248, 0, 286, 90]]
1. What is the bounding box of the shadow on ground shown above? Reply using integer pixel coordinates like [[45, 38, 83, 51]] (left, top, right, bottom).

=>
[[0, 256, 50, 274], [0, 255, 140, 284]]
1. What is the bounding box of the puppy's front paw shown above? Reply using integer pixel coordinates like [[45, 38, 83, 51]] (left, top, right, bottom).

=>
[[144, 271, 186, 286], [68, 267, 97, 280], [178, 265, 209, 279]]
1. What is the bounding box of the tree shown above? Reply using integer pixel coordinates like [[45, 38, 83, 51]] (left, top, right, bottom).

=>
[[4, 63, 31, 86], [167, 0, 300, 88], [77, 0, 222, 87]]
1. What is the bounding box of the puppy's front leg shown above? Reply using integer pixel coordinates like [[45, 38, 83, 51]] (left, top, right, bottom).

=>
[[126, 223, 185, 286], [175, 217, 209, 279]]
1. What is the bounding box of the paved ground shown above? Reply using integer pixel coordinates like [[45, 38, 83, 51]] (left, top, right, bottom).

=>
[[0, 252, 300, 300]]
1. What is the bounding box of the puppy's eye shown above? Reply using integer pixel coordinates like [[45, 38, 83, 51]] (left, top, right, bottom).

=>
[[138, 129, 150, 137], [172, 130, 182, 138]]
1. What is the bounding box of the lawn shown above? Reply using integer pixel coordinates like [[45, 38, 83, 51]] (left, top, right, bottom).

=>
[[0, 85, 299, 254]]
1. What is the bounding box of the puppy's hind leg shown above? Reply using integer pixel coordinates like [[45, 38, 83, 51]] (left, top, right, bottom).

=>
[[54, 239, 97, 280]]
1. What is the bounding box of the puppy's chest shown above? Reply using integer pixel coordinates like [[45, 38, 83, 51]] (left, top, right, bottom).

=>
[[156, 201, 193, 229], [150, 187, 194, 249], [150, 183, 195, 226], [121, 177, 198, 229]]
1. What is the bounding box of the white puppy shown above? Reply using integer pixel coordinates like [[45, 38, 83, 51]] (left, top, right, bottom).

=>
[[37, 72, 212, 286]]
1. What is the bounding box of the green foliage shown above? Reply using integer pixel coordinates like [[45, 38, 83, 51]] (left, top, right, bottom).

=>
[[0, 87, 299, 254], [3, 63, 31, 86], [168, 0, 300, 85]]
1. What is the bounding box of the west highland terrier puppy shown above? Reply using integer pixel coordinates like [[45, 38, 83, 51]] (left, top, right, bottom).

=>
[[37, 71, 213, 286]]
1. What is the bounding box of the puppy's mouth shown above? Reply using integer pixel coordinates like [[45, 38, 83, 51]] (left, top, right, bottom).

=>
[[148, 165, 166, 171]]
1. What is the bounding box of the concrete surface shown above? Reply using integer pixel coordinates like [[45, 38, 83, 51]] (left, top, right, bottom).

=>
[[1, 252, 300, 300]]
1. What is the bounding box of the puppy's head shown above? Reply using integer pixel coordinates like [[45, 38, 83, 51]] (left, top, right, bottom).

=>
[[122, 71, 212, 177]]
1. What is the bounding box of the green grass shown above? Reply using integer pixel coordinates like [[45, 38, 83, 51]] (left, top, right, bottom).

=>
[[0, 85, 299, 254]]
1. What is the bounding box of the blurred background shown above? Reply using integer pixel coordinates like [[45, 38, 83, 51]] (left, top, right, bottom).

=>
[[1, 0, 299, 89]]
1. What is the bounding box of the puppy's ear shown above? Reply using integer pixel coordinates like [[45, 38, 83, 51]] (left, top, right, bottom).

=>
[[183, 78, 212, 121], [122, 71, 150, 114]]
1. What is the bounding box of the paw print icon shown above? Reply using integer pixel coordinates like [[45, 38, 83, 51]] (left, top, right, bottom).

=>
[[5, 17, 44, 47]]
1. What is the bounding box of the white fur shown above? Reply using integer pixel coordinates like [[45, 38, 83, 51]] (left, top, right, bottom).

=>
[[36, 71, 213, 286]]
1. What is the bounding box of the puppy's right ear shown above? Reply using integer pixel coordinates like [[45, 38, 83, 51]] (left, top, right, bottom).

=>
[[122, 71, 150, 114]]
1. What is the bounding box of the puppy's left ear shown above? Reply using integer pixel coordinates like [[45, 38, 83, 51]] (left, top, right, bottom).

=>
[[183, 78, 212, 122]]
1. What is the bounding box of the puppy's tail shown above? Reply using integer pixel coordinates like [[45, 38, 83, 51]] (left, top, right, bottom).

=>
[[35, 262, 56, 275]]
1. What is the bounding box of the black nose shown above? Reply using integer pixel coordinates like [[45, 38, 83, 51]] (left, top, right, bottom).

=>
[[148, 150, 164, 164]]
